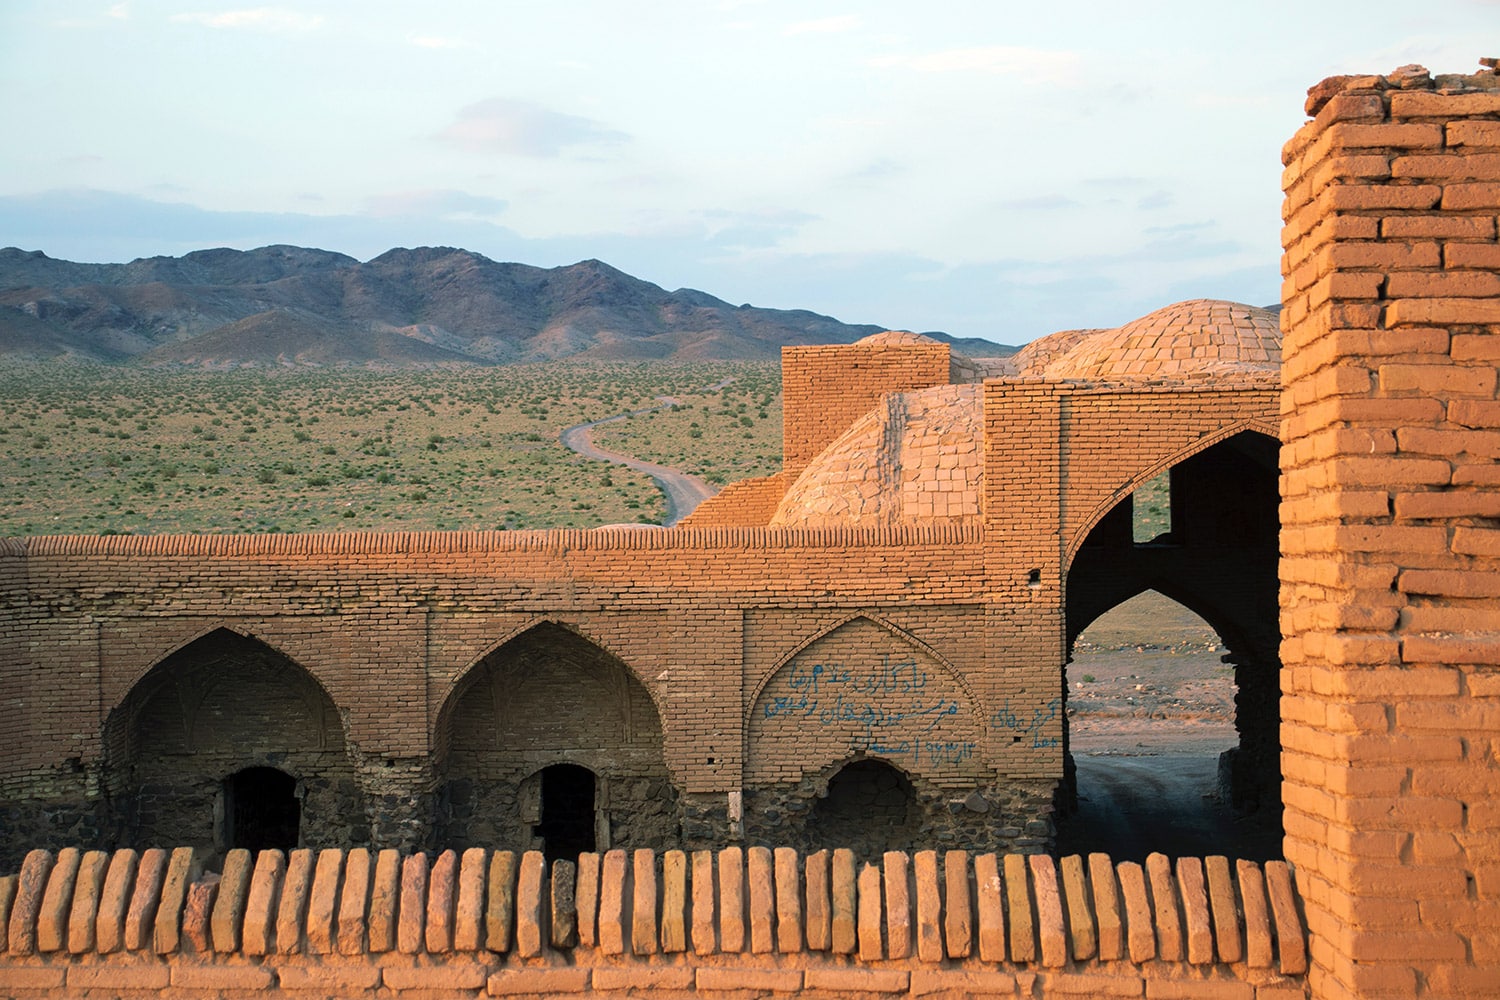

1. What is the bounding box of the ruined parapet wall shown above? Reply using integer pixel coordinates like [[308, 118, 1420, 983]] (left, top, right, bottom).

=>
[[0, 845, 1308, 999], [677, 471, 793, 527], [0, 525, 1017, 867], [1279, 62, 1500, 1000], [782, 335, 951, 479]]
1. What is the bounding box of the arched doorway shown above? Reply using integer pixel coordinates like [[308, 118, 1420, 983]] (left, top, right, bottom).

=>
[[808, 758, 917, 856], [1061, 431, 1282, 859], [435, 622, 677, 851], [536, 763, 597, 862], [224, 766, 300, 853], [102, 628, 367, 860]]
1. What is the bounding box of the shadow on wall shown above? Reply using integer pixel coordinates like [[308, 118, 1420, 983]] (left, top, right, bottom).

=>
[[100, 628, 369, 866], [434, 621, 679, 853]]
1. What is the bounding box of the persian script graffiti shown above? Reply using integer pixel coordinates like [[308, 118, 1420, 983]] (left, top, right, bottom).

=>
[[991, 698, 1061, 748], [759, 653, 977, 767]]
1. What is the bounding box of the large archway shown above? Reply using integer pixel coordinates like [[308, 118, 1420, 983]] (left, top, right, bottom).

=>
[[102, 628, 367, 861], [434, 622, 677, 851], [1060, 431, 1282, 857]]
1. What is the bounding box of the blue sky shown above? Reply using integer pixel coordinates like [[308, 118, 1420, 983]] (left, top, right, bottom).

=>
[[0, 2, 1491, 343]]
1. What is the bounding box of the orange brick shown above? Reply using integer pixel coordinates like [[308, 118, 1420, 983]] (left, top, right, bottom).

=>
[[169, 964, 275, 989], [277, 965, 382, 990], [65, 966, 171, 990], [695, 967, 803, 992], [487, 968, 591, 994], [383, 963, 487, 990]]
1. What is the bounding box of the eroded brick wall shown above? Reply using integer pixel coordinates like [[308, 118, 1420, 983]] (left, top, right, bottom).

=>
[[1280, 66, 1500, 999], [0, 844, 1308, 999]]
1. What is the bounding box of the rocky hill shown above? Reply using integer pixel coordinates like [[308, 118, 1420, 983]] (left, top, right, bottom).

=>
[[0, 245, 1010, 366]]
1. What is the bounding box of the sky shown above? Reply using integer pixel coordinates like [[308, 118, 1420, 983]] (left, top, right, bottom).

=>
[[0, 2, 1492, 344]]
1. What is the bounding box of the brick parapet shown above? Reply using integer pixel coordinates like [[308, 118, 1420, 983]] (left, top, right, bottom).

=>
[[1279, 65, 1500, 1000], [782, 341, 952, 478], [0, 846, 1309, 999]]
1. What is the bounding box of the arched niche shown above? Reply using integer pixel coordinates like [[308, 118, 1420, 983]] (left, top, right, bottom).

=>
[[434, 621, 677, 851], [102, 628, 367, 859], [746, 615, 984, 788]]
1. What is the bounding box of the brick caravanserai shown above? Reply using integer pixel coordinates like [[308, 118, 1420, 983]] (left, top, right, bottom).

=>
[[2, 61, 1499, 1000]]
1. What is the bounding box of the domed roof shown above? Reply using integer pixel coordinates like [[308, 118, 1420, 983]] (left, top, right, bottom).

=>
[[771, 384, 982, 529], [1007, 327, 1107, 376], [1041, 300, 1280, 381], [854, 330, 943, 347]]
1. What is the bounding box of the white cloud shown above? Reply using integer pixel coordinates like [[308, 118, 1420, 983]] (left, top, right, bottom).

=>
[[108, 3, 130, 19], [170, 8, 324, 32], [869, 46, 1081, 83], [784, 15, 860, 36], [435, 99, 629, 158]]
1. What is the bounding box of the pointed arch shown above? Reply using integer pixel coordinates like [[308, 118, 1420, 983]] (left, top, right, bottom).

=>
[[433, 618, 677, 851], [1065, 422, 1279, 568], [746, 614, 985, 787], [102, 627, 368, 857], [747, 612, 981, 725]]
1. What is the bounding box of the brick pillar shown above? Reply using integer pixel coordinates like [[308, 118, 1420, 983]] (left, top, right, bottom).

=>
[[1280, 66, 1500, 999]]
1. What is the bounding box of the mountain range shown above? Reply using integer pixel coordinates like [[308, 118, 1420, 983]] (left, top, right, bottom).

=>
[[0, 245, 1011, 366]]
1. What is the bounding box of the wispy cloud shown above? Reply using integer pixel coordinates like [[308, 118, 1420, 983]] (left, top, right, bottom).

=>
[[108, 3, 130, 19], [170, 7, 324, 32], [784, 15, 859, 36], [364, 189, 507, 219], [435, 99, 629, 158], [869, 46, 1080, 83]]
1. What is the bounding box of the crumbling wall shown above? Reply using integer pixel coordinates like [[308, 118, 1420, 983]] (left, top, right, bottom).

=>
[[1280, 63, 1500, 999], [0, 844, 1309, 999]]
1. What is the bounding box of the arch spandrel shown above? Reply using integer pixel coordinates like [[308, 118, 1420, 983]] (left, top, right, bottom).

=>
[[1063, 422, 1279, 571], [746, 616, 985, 786]]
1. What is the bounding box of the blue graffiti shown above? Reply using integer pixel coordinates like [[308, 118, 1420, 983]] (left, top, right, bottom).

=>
[[990, 698, 1061, 748], [761, 654, 974, 765]]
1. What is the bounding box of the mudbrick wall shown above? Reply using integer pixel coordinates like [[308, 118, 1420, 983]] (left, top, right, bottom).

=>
[[0, 355, 1278, 871], [0, 845, 1308, 999], [780, 338, 952, 478], [1278, 63, 1500, 1000]]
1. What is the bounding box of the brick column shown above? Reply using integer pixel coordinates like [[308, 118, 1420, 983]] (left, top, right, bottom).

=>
[[1280, 65, 1500, 999]]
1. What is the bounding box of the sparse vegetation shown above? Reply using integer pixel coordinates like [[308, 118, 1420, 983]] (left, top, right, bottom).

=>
[[0, 361, 782, 535]]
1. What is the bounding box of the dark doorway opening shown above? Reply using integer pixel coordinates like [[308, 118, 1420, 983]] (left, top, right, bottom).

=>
[[536, 764, 596, 862], [809, 758, 916, 854], [224, 767, 300, 853]]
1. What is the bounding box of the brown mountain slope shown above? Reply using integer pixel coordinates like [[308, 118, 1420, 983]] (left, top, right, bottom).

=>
[[0, 245, 1013, 366]]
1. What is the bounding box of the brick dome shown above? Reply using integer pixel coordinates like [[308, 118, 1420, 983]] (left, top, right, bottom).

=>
[[854, 330, 943, 346], [1041, 300, 1280, 380], [770, 384, 982, 528]]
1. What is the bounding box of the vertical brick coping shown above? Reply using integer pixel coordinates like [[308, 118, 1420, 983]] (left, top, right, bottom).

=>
[[0, 846, 1309, 998]]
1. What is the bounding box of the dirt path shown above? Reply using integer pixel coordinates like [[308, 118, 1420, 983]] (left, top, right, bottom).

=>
[[1057, 591, 1282, 861], [1056, 753, 1281, 862], [559, 393, 722, 527]]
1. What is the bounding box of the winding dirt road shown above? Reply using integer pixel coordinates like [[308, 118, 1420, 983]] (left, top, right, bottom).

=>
[[559, 397, 720, 527]]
